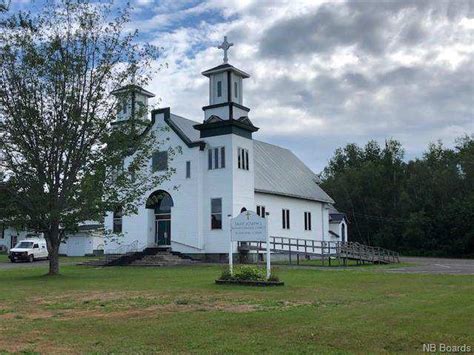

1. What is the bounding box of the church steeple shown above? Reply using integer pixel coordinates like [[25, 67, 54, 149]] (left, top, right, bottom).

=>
[[111, 84, 155, 124], [195, 37, 258, 139], [201, 37, 251, 122]]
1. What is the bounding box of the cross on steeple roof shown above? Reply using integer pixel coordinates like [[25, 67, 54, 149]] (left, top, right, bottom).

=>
[[218, 36, 233, 64]]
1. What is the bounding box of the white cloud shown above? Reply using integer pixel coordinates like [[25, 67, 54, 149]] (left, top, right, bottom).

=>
[[135, 0, 473, 171]]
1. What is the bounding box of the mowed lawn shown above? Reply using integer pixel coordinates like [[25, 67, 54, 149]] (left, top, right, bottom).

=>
[[0, 263, 472, 354]]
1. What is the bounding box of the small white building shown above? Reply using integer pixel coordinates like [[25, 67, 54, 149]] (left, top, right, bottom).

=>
[[0, 224, 104, 256], [104, 38, 348, 259]]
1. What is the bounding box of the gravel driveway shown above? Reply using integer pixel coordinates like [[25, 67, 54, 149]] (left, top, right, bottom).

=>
[[388, 257, 474, 275]]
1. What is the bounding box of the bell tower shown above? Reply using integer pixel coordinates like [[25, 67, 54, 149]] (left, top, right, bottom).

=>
[[200, 36, 252, 122], [111, 84, 155, 124]]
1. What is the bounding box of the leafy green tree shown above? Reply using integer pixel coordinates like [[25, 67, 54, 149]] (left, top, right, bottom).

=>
[[321, 135, 474, 257], [0, 1, 173, 274]]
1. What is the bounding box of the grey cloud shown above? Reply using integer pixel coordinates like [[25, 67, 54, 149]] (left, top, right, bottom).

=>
[[258, 0, 472, 59]]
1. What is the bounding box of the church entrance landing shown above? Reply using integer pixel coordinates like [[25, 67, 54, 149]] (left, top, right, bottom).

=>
[[146, 190, 174, 247]]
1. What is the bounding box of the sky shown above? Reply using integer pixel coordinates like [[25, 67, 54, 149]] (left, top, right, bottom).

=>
[[11, 0, 474, 173]]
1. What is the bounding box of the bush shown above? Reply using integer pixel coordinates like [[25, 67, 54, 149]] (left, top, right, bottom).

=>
[[234, 266, 265, 281], [219, 267, 233, 280], [218, 265, 280, 282]]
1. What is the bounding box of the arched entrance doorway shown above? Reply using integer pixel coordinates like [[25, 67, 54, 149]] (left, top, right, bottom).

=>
[[146, 190, 173, 246]]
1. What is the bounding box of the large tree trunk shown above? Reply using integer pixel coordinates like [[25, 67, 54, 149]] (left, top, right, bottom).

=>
[[46, 222, 61, 275]]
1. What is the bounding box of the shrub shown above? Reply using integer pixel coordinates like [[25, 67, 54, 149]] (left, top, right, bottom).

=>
[[234, 266, 264, 281], [219, 267, 233, 280], [218, 265, 280, 282]]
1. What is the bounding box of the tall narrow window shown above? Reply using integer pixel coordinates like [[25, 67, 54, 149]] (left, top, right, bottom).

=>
[[282, 209, 290, 229], [186, 161, 191, 178], [208, 147, 225, 170], [113, 207, 123, 233], [0, 223, 4, 239], [304, 212, 312, 231], [221, 147, 226, 168], [211, 198, 222, 230], [238, 147, 249, 170], [257, 205, 266, 218], [217, 81, 222, 97], [234, 82, 238, 98]]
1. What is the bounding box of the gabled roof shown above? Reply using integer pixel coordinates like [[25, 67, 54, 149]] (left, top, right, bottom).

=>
[[201, 63, 250, 78], [253, 141, 334, 203], [166, 114, 334, 204]]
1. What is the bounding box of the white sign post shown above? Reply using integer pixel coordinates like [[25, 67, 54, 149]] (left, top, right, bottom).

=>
[[230, 211, 270, 279]]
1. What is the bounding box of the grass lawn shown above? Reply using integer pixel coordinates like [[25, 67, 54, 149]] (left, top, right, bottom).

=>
[[0, 253, 101, 264], [0, 264, 472, 354]]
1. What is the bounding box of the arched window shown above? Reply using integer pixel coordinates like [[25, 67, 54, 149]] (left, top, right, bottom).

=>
[[146, 190, 174, 214]]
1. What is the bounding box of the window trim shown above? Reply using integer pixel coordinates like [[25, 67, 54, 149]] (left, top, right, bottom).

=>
[[211, 198, 223, 230]]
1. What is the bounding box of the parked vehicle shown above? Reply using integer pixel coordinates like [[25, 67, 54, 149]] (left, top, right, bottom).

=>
[[8, 237, 49, 263]]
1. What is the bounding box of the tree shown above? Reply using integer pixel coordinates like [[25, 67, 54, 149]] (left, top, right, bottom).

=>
[[0, 0, 173, 274], [320, 136, 474, 257]]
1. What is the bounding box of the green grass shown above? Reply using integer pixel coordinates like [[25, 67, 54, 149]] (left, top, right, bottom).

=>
[[0, 253, 101, 263], [0, 264, 472, 354]]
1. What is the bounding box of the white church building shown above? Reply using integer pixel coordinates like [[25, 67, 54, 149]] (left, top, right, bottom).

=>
[[104, 38, 347, 259]]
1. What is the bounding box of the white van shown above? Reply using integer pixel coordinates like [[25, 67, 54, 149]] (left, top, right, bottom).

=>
[[8, 237, 49, 263]]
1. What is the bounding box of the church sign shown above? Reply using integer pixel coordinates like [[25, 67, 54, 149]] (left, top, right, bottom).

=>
[[229, 210, 271, 279], [231, 211, 267, 242]]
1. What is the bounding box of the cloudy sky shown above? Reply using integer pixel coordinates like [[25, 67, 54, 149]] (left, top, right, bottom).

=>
[[14, 0, 474, 172]]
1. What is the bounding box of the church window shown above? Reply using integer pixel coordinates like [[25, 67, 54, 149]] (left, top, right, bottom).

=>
[[152, 151, 168, 172], [0, 223, 4, 239], [217, 81, 222, 97], [282, 209, 290, 229], [238, 147, 249, 170], [113, 207, 123, 233], [304, 212, 312, 231], [208, 147, 225, 170], [211, 198, 222, 230], [234, 82, 238, 98], [186, 161, 191, 178], [257, 205, 266, 218]]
